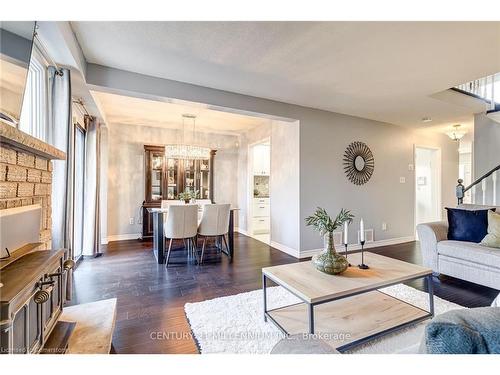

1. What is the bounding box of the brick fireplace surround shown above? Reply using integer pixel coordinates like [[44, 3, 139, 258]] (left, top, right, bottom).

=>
[[0, 123, 65, 250]]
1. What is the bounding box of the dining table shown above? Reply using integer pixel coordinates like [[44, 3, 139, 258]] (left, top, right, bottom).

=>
[[146, 206, 240, 264]]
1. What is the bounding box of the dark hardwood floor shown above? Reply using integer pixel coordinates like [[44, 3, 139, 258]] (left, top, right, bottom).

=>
[[69, 234, 499, 354]]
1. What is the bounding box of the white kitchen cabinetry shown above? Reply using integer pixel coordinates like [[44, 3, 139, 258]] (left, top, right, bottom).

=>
[[253, 144, 270, 176], [252, 197, 270, 234], [252, 217, 270, 234], [253, 198, 270, 217]]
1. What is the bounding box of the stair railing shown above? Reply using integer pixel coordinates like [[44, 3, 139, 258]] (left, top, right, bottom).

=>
[[457, 164, 500, 205], [454, 73, 499, 112]]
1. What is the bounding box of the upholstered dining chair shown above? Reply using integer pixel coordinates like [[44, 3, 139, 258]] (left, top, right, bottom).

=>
[[161, 200, 185, 209], [195, 199, 212, 206], [198, 203, 231, 264], [164, 204, 199, 267]]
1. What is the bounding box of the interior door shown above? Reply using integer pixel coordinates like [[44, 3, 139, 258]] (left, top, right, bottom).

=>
[[415, 146, 442, 228]]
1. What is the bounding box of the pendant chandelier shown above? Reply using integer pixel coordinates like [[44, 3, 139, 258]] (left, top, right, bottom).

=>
[[446, 124, 467, 142], [165, 114, 211, 160]]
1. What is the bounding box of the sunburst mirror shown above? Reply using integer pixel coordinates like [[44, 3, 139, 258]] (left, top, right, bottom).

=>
[[343, 141, 374, 185]]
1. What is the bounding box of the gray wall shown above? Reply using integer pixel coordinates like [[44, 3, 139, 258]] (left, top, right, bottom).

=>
[[106, 122, 239, 238], [88, 64, 458, 254], [299, 114, 458, 250], [474, 113, 500, 204]]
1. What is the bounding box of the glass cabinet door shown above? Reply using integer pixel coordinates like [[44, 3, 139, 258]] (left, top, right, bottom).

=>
[[145, 151, 212, 202], [150, 152, 163, 201], [184, 159, 196, 192], [166, 158, 178, 199], [199, 159, 210, 199]]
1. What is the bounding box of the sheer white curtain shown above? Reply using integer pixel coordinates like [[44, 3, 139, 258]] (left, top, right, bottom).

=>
[[48, 66, 73, 301], [48, 66, 73, 253], [82, 115, 102, 257], [48, 67, 101, 259]]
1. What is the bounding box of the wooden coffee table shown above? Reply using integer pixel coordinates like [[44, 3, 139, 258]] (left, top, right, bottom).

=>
[[262, 252, 434, 352]]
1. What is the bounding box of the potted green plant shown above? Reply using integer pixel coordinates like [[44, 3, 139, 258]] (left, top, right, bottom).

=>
[[178, 190, 199, 204], [305, 207, 354, 275]]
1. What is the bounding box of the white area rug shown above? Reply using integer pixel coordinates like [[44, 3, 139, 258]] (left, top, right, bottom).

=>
[[184, 284, 464, 354]]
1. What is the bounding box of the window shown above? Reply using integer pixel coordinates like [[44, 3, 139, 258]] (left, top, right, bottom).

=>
[[19, 44, 49, 141]]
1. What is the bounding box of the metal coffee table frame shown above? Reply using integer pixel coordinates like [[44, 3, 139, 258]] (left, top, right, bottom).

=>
[[262, 272, 434, 353]]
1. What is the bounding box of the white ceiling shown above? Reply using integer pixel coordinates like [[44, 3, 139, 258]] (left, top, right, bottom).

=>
[[71, 21, 500, 129], [92, 91, 269, 135]]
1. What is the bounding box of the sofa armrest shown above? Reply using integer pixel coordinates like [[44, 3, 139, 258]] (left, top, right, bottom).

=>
[[416, 221, 448, 273]]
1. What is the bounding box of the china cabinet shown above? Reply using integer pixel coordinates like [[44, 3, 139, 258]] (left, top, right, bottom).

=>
[[141, 145, 216, 239]]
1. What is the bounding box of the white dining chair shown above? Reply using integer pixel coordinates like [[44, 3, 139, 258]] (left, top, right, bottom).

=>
[[161, 200, 185, 209], [162, 200, 190, 249], [198, 203, 231, 264], [164, 204, 199, 267], [195, 199, 212, 207]]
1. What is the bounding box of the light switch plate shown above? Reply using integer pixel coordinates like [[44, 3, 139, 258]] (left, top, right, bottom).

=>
[[400, 177, 406, 183], [408, 164, 414, 171]]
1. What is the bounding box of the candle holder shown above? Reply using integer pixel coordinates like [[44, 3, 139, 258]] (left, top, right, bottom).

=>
[[358, 240, 369, 269], [344, 243, 351, 266]]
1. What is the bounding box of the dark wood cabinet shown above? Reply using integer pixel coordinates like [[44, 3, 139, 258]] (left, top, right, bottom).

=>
[[141, 145, 216, 240], [0, 248, 70, 354]]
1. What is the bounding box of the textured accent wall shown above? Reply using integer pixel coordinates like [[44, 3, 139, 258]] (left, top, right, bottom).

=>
[[0, 144, 53, 249], [105, 122, 240, 239]]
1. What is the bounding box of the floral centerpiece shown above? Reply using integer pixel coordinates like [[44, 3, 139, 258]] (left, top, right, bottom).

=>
[[178, 190, 199, 204]]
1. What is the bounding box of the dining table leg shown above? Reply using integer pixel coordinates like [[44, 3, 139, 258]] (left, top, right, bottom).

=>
[[152, 211, 165, 264], [228, 209, 234, 260]]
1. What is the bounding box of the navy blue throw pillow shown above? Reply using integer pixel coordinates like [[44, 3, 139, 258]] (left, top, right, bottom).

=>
[[446, 208, 495, 243]]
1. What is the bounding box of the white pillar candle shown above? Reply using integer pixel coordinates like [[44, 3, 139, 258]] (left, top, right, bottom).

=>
[[360, 219, 365, 242], [343, 222, 349, 245]]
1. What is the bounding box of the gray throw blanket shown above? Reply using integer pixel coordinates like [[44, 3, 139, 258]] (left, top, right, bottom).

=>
[[423, 307, 500, 354]]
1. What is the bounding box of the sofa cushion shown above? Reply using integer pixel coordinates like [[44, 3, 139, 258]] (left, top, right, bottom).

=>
[[446, 208, 494, 243], [481, 210, 500, 249], [458, 204, 500, 212], [422, 307, 500, 354], [437, 240, 500, 268]]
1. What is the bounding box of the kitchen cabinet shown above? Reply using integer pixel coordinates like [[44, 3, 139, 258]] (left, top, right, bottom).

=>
[[252, 144, 270, 176], [252, 197, 270, 234], [252, 217, 270, 234]]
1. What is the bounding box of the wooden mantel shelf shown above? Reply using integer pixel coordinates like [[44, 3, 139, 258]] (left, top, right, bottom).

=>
[[0, 122, 66, 160]]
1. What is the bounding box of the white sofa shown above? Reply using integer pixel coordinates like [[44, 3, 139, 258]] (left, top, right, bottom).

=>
[[417, 204, 500, 290]]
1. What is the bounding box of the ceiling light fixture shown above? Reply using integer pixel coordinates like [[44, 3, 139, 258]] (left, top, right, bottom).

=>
[[165, 114, 211, 160], [446, 124, 467, 141]]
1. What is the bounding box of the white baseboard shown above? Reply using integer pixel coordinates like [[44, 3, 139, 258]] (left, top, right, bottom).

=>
[[235, 227, 249, 236], [105, 233, 141, 243], [223, 228, 414, 260], [298, 235, 416, 259], [270, 241, 300, 258]]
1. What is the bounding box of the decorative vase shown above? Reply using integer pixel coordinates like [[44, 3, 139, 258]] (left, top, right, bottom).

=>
[[312, 232, 349, 275]]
